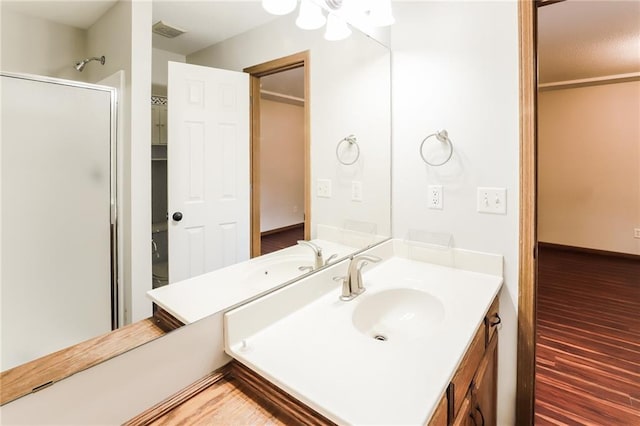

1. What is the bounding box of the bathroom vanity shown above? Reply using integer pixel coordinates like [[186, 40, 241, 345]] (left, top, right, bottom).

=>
[[127, 239, 503, 425]]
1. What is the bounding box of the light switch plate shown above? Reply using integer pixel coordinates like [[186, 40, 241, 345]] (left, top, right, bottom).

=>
[[317, 179, 332, 198], [477, 187, 507, 214], [428, 185, 443, 209], [351, 181, 363, 202]]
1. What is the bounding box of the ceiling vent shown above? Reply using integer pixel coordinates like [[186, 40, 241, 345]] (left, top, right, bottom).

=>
[[152, 21, 186, 39]]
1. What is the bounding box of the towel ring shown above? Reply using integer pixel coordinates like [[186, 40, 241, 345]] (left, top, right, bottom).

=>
[[420, 130, 453, 167], [336, 135, 360, 166]]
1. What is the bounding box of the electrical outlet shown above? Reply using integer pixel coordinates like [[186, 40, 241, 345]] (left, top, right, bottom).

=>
[[634, 228, 640, 239], [477, 187, 507, 214], [317, 179, 332, 198], [428, 185, 443, 209], [351, 181, 363, 202]]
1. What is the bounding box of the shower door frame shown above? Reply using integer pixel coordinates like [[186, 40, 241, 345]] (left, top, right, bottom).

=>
[[1, 71, 120, 329]]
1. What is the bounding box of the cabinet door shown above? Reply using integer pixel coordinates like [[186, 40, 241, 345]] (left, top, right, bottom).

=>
[[151, 104, 168, 145], [471, 334, 498, 426], [452, 394, 474, 426], [158, 105, 168, 145], [427, 394, 447, 426]]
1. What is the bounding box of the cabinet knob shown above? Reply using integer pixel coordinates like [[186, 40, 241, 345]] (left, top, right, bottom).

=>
[[469, 404, 485, 426], [172, 212, 183, 222], [489, 314, 501, 327]]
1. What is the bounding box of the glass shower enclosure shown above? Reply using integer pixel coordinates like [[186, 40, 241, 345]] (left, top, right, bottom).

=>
[[0, 72, 117, 371]]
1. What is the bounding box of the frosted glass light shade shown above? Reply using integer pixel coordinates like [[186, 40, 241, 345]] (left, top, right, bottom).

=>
[[369, 0, 395, 26], [262, 0, 297, 16], [296, 0, 326, 30], [324, 13, 351, 41]]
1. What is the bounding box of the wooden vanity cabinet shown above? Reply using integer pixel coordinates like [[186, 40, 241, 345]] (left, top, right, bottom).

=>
[[129, 296, 500, 426], [469, 333, 498, 426], [451, 394, 473, 426], [428, 296, 500, 426], [429, 395, 448, 426]]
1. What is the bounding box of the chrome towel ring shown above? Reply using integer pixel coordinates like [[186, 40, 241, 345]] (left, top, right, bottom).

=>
[[336, 134, 360, 165], [420, 129, 453, 167]]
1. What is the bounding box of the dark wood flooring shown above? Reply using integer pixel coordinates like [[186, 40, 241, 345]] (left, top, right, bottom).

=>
[[260, 224, 304, 255], [535, 245, 640, 425]]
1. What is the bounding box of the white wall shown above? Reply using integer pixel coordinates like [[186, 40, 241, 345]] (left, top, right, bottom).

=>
[[0, 7, 87, 81], [391, 3, 520, 425], [187, 12, 391, 238], [260, 98, 305, 232], [86, 0, 153, 324], [152, 47, 185, 95], [538, 81, 640, 255]]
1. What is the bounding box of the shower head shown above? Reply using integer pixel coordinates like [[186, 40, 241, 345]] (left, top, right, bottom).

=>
[[74, 56, 106, 72]]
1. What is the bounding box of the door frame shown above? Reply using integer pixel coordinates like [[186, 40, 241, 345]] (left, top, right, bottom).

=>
[[244, 51, 311, 258], [516, 0, 537, 423]]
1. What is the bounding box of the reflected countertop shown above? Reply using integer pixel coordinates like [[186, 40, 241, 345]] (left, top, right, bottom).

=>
[[146, 239, 358, 324]]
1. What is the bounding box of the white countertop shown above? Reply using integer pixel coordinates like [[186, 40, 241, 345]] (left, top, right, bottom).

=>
[[225, 239, 503, 425], [147, 239, 358, 324]]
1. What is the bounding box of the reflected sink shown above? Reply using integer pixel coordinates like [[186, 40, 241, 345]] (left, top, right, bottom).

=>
[[352, 288, 445, 341]]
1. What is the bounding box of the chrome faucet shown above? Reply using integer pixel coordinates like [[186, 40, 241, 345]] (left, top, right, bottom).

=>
[[297, 240, 324, 269], [339, 254, 382, 301]]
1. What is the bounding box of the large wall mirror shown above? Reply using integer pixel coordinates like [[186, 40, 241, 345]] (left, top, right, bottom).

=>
[[0, 0, 391, 405]]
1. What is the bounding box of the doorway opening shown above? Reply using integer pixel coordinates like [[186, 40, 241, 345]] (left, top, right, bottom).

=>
[[517, 1, 640, 423], [244, 51, 311, 257]]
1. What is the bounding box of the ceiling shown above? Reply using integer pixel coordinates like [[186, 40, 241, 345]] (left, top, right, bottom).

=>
[[1, 0, 117, 29], [151, 1, 277, 55], [538, 0, 640, 84], [4, 0, 638, 84], [2, 1, 277, 56]]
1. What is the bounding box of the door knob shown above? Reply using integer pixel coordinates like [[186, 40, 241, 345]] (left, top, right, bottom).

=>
[[172, 212, 183, 222]]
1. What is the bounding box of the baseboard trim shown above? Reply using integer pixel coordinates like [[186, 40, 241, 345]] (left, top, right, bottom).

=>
[[122, 361, 334, 426], [123, 364, 232, 426], [229, 361, 335, 425], [538, 242, 640, 260], [261, 223, 304, 237]]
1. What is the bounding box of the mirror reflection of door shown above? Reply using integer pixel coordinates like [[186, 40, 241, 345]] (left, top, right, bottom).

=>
[[257, 67, 306, 255], [245, 52, 311, 258], [167, 62, 251, 284]]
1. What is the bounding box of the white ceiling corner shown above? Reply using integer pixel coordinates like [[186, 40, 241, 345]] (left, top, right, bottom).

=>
[[1, 0, 118, 30]]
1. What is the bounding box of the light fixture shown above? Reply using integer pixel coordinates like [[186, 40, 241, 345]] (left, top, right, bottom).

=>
[[262, 0, 394, 41], [262, 0, 297, 16], [324, 13, 351, 41], [296, 0, 326, 30]]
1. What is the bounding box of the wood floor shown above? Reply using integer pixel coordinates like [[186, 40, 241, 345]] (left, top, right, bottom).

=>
[[260, 224, 304, 255], [148, 376, 290, 426], [535, 245, 640, 425], [1, 318, 165, 405]]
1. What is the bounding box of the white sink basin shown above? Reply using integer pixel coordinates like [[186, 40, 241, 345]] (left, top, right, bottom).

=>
[[352, 288, 445, 341]]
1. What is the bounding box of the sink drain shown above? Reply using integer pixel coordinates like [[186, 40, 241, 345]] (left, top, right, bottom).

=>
[[373, 334, 388, 342]]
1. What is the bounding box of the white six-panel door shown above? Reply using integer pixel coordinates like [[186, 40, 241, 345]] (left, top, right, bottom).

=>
[[168, 62, 250, 283]]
